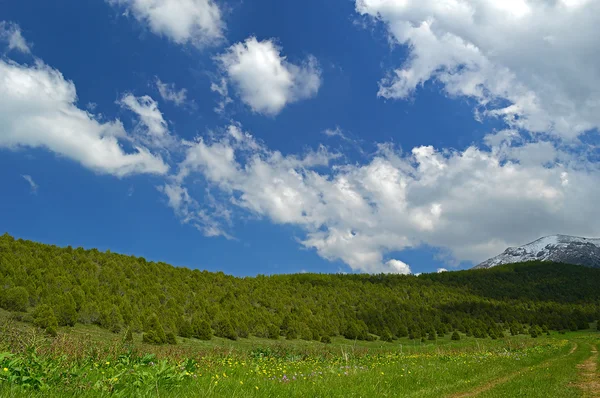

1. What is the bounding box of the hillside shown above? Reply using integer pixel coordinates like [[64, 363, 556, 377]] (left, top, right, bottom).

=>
[[1, 233, 599, 343]]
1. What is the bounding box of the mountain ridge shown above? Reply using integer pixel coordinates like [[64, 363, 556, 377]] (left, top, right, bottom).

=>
[[474, 234, 600, 269]]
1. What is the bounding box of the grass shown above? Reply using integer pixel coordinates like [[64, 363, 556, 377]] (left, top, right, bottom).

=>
[[0, 313, 598, 397]]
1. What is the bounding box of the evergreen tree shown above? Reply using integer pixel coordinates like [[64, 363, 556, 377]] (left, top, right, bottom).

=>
[[142, 314, 167, 344], [381, 327, 394, 342], [213, 318, 237, 340], [1, 287, 29, 312], [165, 332, 177, 345], [33, 304, 58, 336], [178, 318, 193, 338]]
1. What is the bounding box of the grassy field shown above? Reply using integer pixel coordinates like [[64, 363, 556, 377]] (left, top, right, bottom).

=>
[[0, 314, 598, 397]]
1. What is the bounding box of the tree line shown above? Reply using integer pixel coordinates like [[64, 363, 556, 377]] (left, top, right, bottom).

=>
[[1, 233, 599, 344]]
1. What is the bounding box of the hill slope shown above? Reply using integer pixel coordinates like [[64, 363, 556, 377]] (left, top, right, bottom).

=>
[[1, 233, 599, 342], [475, 235, 600, 269]]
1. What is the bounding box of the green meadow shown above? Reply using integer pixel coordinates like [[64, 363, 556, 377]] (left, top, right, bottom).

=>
[[1, 316, 598, 398]]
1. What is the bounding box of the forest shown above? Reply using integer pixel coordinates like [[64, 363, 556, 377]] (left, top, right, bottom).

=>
[[1, 233, 599, 344]]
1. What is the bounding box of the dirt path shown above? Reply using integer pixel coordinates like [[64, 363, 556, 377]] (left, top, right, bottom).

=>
[[448, 342, 578, 398], [576, 344, 599, 398]]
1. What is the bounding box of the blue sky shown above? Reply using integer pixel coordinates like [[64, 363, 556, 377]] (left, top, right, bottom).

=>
[[1, 0, 599, 276]]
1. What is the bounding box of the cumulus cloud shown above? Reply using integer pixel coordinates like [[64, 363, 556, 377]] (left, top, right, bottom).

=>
[[168, 123, 600, 273], [216, 37, 321, 115], [21, 174, 38, 194], [437, 268, 448, 273], [119, 93, 176, 149], [0, 60, 168, 177], [356, 0, 600, 138], [155, 78, 187, 106], [108, 0, 223, 46], [386, 259, 412, 274], [0, 22, 31, 54]]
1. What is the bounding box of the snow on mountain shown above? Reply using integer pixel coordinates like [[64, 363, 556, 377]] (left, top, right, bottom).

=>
[[474, 235, 600, 269]]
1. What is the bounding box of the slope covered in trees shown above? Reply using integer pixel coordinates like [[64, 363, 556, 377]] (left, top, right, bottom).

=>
[[1, 233, 599, 343]]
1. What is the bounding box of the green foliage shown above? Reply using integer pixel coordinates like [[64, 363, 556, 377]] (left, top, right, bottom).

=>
[[165, 332, 177, 345], [529, 325, 543, 338], [32, 304, 58, 331], [1, 286, 29, 312], [451, 331, 461, 341], [192, 318, 212, 340], [54, 293, 77, 327], [267, 323, 280, 340], [213, 318, 237, 341], [143, 314, 167, 345], [1, 234, 600, 344], [381, 327, 394, 342]]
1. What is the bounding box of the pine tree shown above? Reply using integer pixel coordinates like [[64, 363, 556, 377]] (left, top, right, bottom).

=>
[[381, 327, 394, 342], [142, 314, 167, 344], [213, 318, 237, 340], [1, 287, 29, 312], [193, 319, 212, 340], [165, 332, 177, 345], [33, 304, 58, 334]]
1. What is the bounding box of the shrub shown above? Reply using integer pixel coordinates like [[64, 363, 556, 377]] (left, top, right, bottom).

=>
[[1, 287, 29, 312], [451, 331, 461, 341], [165, 332, 177, 345]]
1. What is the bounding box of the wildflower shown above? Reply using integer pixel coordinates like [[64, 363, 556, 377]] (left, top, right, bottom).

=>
[[255, 386, 259, 390], [3, 368, 7, 372], [105, 362, 110, 365], [240, 381, 244, 385]]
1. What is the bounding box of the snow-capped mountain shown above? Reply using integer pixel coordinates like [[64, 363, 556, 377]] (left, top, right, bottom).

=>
[[474, 235, 600, 269]]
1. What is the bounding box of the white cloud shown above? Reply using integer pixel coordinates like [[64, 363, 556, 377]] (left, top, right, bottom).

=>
[[0, 22, 31, 54], [119, 93, 176, 149], [155, 78, 188, 106], [216, 37, 321, 116], [323, 126, 347, 140], [386, 259, 412, 274], [355, 0, 600, 138], [21, 174, 38, 194], [210, 77, 233, 114], [158, 182, 232, 238], [437, 268, 448, 273], [0, 60, 168, 177], [169, 123, 600, 273], [108, 0, 223, 46]]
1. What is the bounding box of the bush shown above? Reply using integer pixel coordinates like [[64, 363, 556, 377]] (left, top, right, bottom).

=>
[[192, 319, 212, 341], [267, 323, 280, 340], [321, 335, 332, 344], [166, 332, 177, 345], [1, 287, 29, 312], [143, 314, 167, 344], [33, 304, 58, 331], [451, 331, 461, 341], [381, 328, 394, 342], [213, 318, 237, 341]]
